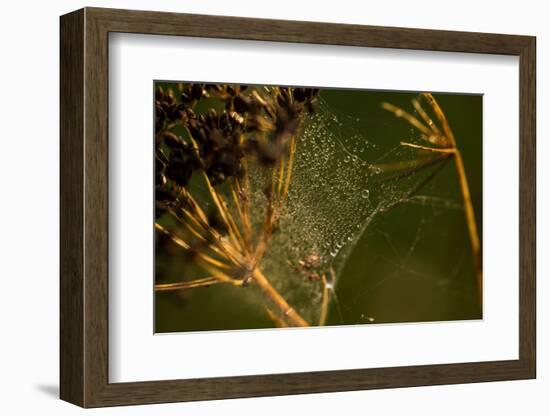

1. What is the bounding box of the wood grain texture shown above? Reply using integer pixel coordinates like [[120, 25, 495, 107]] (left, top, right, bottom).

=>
[[59, 7, 537, 408], [518, 37, 536, 376], [59, 8, 84, 406]]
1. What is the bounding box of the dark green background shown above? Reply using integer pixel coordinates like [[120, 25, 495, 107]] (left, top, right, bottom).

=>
[[155, 85, 482, 333]]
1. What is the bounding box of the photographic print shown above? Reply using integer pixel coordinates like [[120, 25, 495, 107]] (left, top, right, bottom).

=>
[[154, 82, 482, 333], [60, 9, 535, 406]]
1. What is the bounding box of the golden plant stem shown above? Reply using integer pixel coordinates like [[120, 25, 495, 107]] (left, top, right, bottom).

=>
[[178, 187, 209, 224], [252, 211, 273, 264], [167, 206, 246, 268], [400, 141, 456, 154], [453, 151, 483, 303], [398, 140, 482, 297], [232, 179, 254, 254], [238, 161, 252, 222], [422, 93, 453, 142], [154, 223, 230, 270], [155, 277, 231, 291], [168, 209, 227, 258], [178, 203, 245, 265], [201, 171, 245, 253], [412, 98, 442, 137], [381, 102, 432, 136], [213, 186, 248, 253], [319, 273, 330, 326], [252, 268, 309, 327], [176, 188, 249, 262], [184, 131, 247, 254], [265, 308, 289, 328], [201, 262, 240, 283], [235, 170, 254, 251], [277, 156, 286, 196], [387, 94, 482, 306], [421, 93, 483, 304], [370, 154, 445, 175], [229, 182, 248, 233], [254, 195, 279, 265], [283, 136, 297, 198], [253, 173, 276, 263]]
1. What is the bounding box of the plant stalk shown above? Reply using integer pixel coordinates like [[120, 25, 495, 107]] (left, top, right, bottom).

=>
[[252, 268, 309, 327], [452, 151, 483, 304]]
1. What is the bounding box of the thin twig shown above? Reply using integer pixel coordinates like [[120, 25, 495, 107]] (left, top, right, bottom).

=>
[[252, 268, 309, 327], [277, 155, 286, 197], [452, 150, 483, 301], [155, 277, 235, 291], [400, 141, 456, 154], [422, 93, 482, 303], [154, 222, 230, 270], [319, 273, 330, 326], [265, 307, 289, 328], [169, 206, 245, 266], [283, 135, 297, 198], [384, 94, 482, 305], [381, 102, 432, 136]]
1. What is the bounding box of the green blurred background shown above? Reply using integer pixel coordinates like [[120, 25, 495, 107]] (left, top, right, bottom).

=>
[[155, 85, 482, 333]]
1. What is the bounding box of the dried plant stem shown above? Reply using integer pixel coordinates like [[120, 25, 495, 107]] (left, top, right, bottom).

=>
[[253, 195, 274, 263], [421, 93, 454, 143], [412, 98, 442, 137], [184, 132, 247, 255], [283, 136, 297, 198], [201, 262, 240, 283], [422, 93, 482, 303], [178, 187, 209, 223], [399, 141, 456, 154], [252, 268, 309, 327], [201, 171, 245, 253], [229, 181, 252, 251], [265, 308, 289, 328], [155, 277, 237, 291], [154, 223, 230, 270], [235, 162, 255, 255], [277, 156, 286, 196], [319, 273, 330, 326], [370, 154, 446, 176], [171, 207, 245, 265], [379, 154, 451, 183], [381, 102, 432, 136], [169, 209, 226, 258], [452, 151, 482, 301], [384, 94, 483, 305], [213, 186, 248, 253]]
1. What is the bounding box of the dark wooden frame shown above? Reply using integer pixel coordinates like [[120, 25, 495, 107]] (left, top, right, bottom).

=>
[[60, 7, 536, 408]]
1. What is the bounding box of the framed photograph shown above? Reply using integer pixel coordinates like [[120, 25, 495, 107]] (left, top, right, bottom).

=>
[[60, 7, 536, 407]]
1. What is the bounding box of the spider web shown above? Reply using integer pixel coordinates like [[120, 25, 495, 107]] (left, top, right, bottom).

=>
[[254, 94, 480, 325]]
